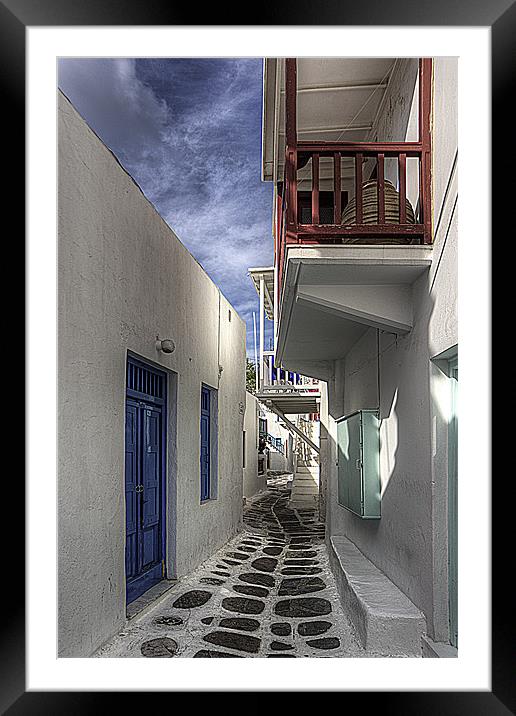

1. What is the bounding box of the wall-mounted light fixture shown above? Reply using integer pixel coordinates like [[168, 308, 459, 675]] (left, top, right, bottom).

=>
[[155, 336, 175, 354]]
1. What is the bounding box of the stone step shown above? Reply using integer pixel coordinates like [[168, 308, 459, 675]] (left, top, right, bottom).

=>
[[329, 536, 426, 657]]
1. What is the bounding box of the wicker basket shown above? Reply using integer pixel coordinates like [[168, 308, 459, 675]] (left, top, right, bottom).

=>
[[341, 179, 416, 244]]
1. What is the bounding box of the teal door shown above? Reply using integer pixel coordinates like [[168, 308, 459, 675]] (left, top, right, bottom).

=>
[[448, 358, 458, 647], [337, 412, 362, 515]]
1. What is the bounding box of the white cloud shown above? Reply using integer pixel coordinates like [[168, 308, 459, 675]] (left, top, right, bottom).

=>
[[58, 58, 273, 353]]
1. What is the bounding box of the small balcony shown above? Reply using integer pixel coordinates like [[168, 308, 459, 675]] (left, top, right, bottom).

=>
[[247, 267, 321, 415], [258, 352, 320, 415], [262, 58, 435, 374], [274, 58, 433, 303], [260, 351, 320, 393]]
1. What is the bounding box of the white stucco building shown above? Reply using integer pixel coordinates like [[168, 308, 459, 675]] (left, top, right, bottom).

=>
[[58, 91, 247, 657], [242, 390, 265, 499], [261, 57, 458, 656]]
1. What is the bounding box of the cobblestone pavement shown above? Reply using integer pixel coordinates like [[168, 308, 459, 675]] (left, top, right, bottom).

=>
[[95, 475, 367, 658]]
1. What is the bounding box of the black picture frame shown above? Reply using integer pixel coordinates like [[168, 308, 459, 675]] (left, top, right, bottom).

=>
[[3, 0, 507, 710]]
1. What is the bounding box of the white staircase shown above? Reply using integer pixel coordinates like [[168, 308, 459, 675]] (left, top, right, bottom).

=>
[[288, 417, 320, 509]]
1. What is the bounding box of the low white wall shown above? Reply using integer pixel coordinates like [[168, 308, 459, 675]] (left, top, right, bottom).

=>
[[243, 392, 266, 498], [58, 92, 246, 656], [266, 410, 295, 473], [269, 451, 287, 472]]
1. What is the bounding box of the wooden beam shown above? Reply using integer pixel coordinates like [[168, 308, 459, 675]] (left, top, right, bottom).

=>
[[279, 124, 372, 136], [281, 81, 388, 94], [419, 58, 433, 244], [298, 141, 422, 156], [285, 58, 297, 149], [285, 59, 298, 232], [295, 224, 425, 238]]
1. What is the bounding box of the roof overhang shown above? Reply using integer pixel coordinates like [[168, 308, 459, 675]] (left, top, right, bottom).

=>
[[248, 266, 275, 320], [276, 244, 433, 374]]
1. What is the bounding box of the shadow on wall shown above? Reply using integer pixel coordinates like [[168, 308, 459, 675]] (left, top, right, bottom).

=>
[[325, 271, 444, 619], [376, 278, 436, 506]]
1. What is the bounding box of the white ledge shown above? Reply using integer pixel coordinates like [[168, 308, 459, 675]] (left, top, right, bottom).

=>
[[329, 535, 426, 656]]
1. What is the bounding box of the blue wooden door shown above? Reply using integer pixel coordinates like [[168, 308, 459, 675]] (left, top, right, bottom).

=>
[[200, 386, 211, 501], [125, 357, 166, 604]]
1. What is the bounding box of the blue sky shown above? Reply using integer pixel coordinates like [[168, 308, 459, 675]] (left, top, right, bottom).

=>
[[58, 58, 274, 357]]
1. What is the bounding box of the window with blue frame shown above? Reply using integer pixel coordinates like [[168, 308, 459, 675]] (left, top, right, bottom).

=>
[[200, 385, 217, 502]]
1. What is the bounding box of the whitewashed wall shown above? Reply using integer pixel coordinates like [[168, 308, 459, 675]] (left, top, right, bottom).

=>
[[243, 391, 265, 498], [58, 92, 247, 656], [322, 58, 458, 642], [266, 410, 295, 473]]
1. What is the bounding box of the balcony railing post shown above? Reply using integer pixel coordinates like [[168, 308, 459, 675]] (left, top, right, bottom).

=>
[[398, 153, 407, 223], [285, 58, 298, 236], [312, 152, 320, 224], [285, 58, 297, 149], [419, 58, 433, 244], [286, 149, 298, 233], [377, 153, 385, 224], [333, 152, 341, 224], [355, 153, 363, 224]]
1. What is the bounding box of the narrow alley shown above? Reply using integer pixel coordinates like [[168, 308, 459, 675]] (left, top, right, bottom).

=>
[[56, 56, 460, 663], [95, 472, 368, 658]]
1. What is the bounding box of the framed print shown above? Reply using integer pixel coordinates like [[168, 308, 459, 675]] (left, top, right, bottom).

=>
[[2, 0, 509, 710]]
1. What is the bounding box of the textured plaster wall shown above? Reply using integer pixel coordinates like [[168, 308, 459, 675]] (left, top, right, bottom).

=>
[[363, 58, 419, 193], [266, 410, 294, 473], [243, 391, 265, 498], [323, 58, 458, 641], [58, 92, 246, 656]]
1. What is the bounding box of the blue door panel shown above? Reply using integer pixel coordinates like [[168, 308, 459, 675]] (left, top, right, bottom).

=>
[[125, 357, 167, 605], [143, 408, 160, 527], [143, 528, 158, 568], [125, 402, 139, 580], [200, 386, 211, 501]]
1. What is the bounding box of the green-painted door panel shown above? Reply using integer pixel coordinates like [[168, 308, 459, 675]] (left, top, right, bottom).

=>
[[337, 410, 380, 519], [362, 411, 381, 518], [337, 412, 362, 514]]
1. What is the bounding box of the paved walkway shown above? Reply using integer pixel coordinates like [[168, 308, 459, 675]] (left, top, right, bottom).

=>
[[95, 475, 366, 658], [288, 459, 319, 510]]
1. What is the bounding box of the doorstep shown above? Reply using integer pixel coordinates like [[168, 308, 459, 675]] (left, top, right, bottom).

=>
[[127, 579, 178, 620], [329, 535, 426, 656]]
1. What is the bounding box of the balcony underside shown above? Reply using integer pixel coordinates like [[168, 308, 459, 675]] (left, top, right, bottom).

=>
[[276, 244, 432, 377], [256, 390, 320, 415]]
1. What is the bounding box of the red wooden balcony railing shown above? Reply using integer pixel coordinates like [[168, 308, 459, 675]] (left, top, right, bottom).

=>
[[275, 58, 433, 303]]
